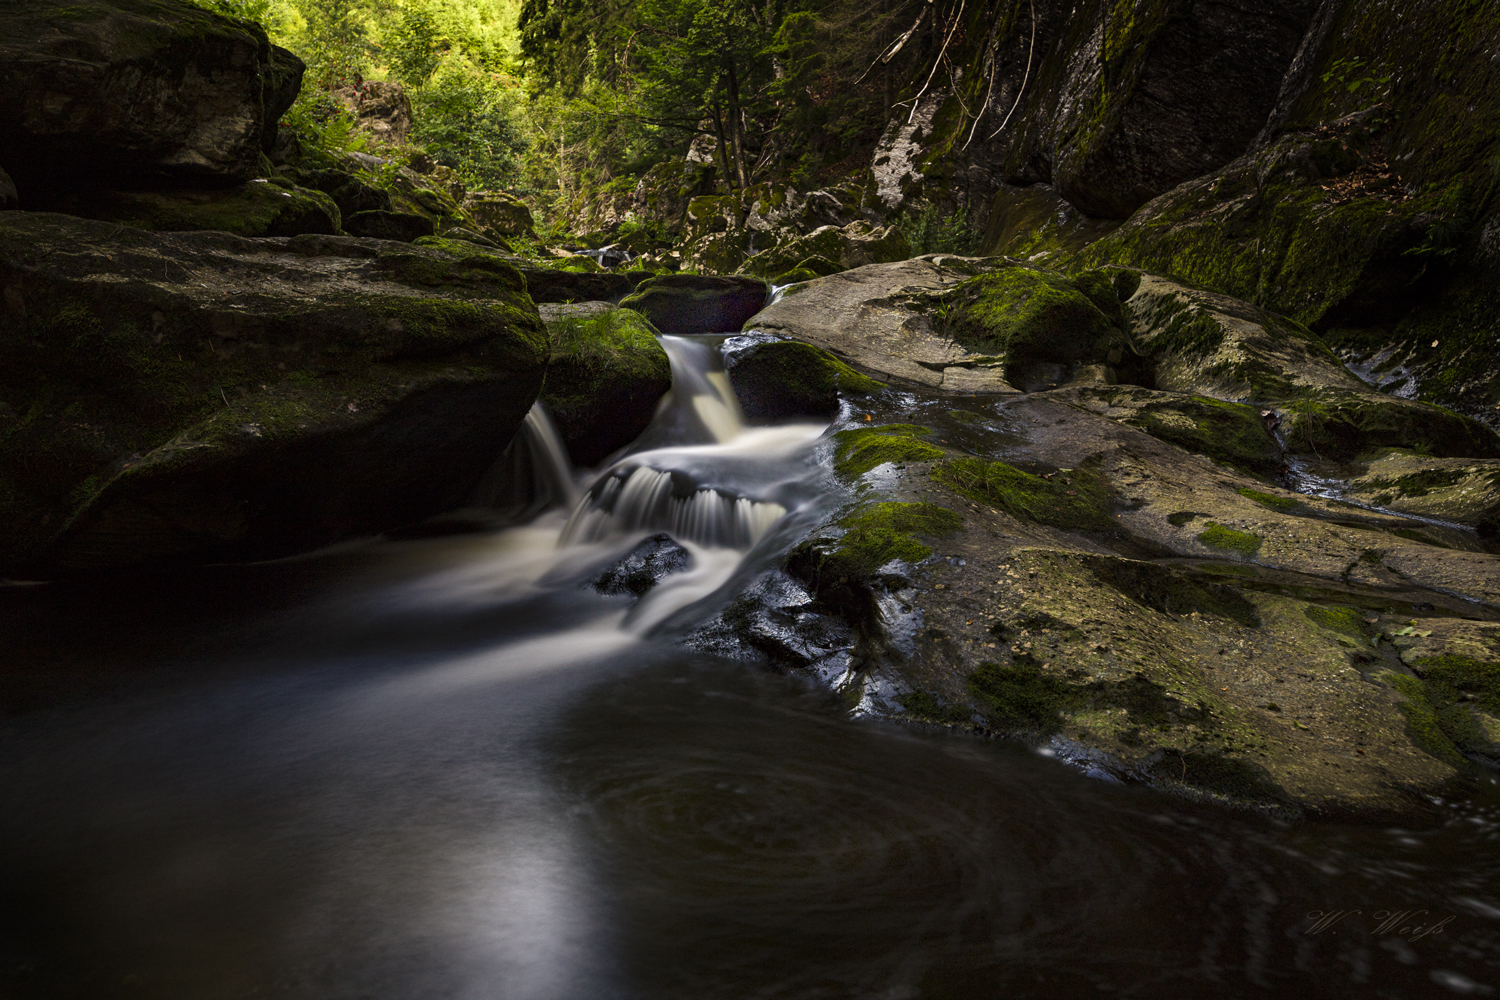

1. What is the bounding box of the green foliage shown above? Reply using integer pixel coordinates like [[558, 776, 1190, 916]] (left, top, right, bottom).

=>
[[386, 4, 443, 86], [899, 205, 981, 256], [411, 67, 529, 188], [280, 88, 369, 163], [185, 0, 288, 30], [1320, 56, 1390, 98], [933, 456, 1116, 531]]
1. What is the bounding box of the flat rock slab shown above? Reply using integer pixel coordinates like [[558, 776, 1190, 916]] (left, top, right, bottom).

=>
[[744, 256, 1021, 393]]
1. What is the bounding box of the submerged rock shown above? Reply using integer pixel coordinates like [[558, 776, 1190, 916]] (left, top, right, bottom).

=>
[[539, 302, 672, 466], [592, 533, 693, 596], [620, 274, 768, 334], [0, 214, 548, 576]]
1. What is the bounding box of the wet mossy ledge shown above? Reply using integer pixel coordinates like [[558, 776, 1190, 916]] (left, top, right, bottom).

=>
[[0, 213, 548, 577]]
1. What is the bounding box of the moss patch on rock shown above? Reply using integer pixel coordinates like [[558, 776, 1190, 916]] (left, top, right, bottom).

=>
[[833, 424, 943, 477], [932, 455, 1115, 531], [726, 341, 884, 422], [1196, 522, 1263, 556], [539, 303, 671, 466]]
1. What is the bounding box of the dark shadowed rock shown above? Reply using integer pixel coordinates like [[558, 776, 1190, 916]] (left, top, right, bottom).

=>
[[620, 274, 768, 334], [39, 179, 341, 237], [0, 168, 15, 211], [0, 0, 294, 192], [725, 339, 884, 421], [343, 210, 435, 242], [592, 533, 694, 596], [260, 45, 306, 151], [0, 214, 548, 577], [539, 302, 671, 467]]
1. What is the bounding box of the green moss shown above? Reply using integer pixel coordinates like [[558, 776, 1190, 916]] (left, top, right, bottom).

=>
[[1196, 522, 1263, 556], [932, 455, 1115, 531], [1415, 654, 1500, 715], [898, 690, 972, 724], [1383, 671, 1467, 767], [967, 660, 1084, 735], [1238, 488, 1299, 511], [1125, 396, 1280, 475], [1136, 294, 1226, 357], [939, 266, 1117, 368], [795, 501, 963, 586], [1303, 604, 1368, 640], [833, 424, 943, 477], [730, 341, 884, 423], [1362, 468, 1469, 498]]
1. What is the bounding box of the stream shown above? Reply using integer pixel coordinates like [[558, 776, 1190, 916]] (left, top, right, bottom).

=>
[[3, 334, 1500, 999]]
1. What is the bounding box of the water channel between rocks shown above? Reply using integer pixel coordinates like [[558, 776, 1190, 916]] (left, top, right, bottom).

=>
[[2, 333, 1498, 999]]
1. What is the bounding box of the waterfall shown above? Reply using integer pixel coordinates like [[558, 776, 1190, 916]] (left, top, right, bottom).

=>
[[559, 466, 787, 549], [557, 334, 813, 552], [472, 402, 580, 518]]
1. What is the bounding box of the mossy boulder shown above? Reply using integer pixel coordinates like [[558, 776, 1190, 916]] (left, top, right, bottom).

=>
[[342, 210, 436, 242], [929, 264, 1130, 391], [0, 213, 548, 576], [39, 179, 341, 237], [620, 274, 768, 334], [0, 0, 300, 193], [725, 340, 884, 421], [462, 191, 535, 237], [538, 302, 671, 466], [737, 221, 911, 278], [1061, 385, 1284, 477], [1124, 275, 1500, 460]]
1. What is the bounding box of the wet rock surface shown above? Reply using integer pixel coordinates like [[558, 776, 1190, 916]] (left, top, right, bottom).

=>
[[0, 214, 547, 577], [592, 533, 694, 596], [744, 256, 1022, 393]]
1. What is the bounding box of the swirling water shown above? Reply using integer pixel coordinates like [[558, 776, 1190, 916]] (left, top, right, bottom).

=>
[[2, 337, 1499, 999]]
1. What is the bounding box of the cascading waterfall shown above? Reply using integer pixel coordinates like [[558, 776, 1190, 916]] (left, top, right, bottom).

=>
[[556, 334, 801, 552]]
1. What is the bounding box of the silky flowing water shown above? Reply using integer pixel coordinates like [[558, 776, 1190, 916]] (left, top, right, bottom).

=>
[[2, 335, 1499, 999]]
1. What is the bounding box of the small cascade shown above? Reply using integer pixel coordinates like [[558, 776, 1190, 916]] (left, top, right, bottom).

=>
[[641, 336, 748, 446], [560, 466, 787, 549], [472, 402, 580, 519], [767, 282, 792, 305], [579, 244, 632, 269]]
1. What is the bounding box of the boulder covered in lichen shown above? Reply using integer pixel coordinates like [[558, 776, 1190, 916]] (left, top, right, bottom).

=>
[[0, 213, 548, 576], [725, 339, 885, 421]]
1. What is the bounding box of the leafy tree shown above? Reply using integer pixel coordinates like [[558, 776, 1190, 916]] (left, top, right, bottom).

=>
[[410, 67, 529, 188]]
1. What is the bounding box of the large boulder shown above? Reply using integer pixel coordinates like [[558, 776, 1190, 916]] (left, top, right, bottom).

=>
[[770, 391, 1500, 816], [0, 214, 548, 576], [0, 0, 302, 193], [725, 339, 885, 422], [746, 256, 1068, 393], [620, 274, 768, 334], [463, 192, 535, 237], [538, 302, 672, 467], [38, 178, 341, 237]]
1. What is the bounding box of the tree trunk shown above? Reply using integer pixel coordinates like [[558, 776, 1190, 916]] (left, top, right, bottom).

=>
[[709, 102, 736, 193], [724, 60, 750, 188]]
